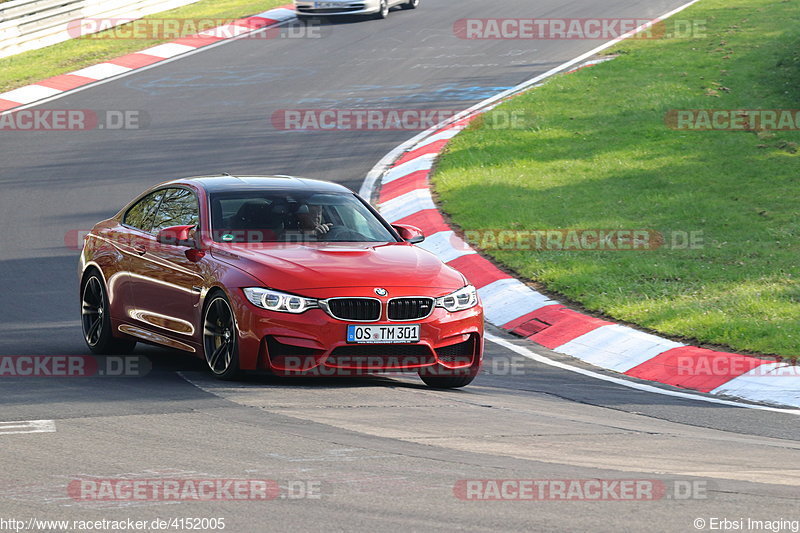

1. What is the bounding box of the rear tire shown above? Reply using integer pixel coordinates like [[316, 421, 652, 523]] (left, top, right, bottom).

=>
[[401, 0, 419, 9], [80, 272, 136, 355]]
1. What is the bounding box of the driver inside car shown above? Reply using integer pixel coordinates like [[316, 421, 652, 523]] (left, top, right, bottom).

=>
[[296, 203, 333, 237]]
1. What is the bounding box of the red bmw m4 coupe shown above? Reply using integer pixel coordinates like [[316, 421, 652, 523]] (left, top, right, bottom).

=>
[[79, 175, 484, 388]]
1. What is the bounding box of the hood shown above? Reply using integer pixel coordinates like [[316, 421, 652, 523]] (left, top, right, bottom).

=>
[[211, 242, 466, 293]]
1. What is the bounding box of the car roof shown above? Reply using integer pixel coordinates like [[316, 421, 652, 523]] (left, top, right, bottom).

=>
[[169, 175, 354, 194]]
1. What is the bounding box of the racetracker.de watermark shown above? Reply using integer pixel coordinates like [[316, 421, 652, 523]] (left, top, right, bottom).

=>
[[666, 109, 800, 131], [0, 356, 150, 378], [68, 479, 322, 501], [271, 109, 533, 131], [65, 229, 705, 252], [454, 479, 709, 501], [460, 229, 705, 251], [0, 110, 148, 131], [269, 357, 477, 377], [676, 358, 799, 378], [453, 18, 707, 40], [67, 18, 321, 40]]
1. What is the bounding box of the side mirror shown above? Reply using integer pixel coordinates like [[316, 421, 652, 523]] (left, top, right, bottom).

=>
[[156, 225, 197, 248], [392, 224, 425, 244]]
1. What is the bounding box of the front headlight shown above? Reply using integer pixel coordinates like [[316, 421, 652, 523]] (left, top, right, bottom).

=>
[[436, 285, 478, 313], [243, 288, 318, 314]]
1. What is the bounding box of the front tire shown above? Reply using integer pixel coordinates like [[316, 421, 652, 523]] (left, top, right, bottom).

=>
[[81, 273, 136, 355], [374, 0, 389, 19], [202, 292, 240, 380], [401, 0, 419, 9]]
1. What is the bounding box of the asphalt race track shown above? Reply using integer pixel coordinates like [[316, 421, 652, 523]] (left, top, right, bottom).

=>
[[0, 0, 798, 531]]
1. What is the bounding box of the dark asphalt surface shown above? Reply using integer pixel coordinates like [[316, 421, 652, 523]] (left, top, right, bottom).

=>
[[0, 0, 798, 531]]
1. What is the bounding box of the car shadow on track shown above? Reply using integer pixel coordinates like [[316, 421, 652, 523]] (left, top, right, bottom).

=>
[[295, 8, 407, 26], [133, 343, 431, 390]]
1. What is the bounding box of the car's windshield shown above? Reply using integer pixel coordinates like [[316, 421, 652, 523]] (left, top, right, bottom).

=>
[[209, 190, 397, 243]]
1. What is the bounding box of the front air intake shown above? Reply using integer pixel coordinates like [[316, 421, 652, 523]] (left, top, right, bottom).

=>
[[325, 298, 381, 321]]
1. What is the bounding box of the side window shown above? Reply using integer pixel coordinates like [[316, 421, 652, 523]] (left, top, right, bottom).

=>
[[123, 191, 164, 232], [150, 188, 200, 234]]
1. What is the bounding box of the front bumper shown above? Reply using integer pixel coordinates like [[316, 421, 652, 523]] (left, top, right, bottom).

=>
[[230, 289, 484, 376], [294, 1, 381, 16]]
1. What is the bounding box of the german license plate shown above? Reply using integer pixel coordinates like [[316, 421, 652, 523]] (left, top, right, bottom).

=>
[[347, 324, 420, 344], [315, 1, 341, 8]]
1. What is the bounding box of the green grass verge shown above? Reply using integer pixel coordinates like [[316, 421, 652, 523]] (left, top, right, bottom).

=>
[[0, 0, 286, 92], [432, 0, 800, 357]]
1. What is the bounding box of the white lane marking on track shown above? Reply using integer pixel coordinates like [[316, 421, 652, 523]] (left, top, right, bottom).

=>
[[0, 320, 79, 331], [486, 332, 800, 415], [0, 420, 56, 435]]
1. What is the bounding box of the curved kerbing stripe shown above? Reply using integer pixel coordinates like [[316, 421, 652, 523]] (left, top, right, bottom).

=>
[[391, 209, 451, 236], [378, 170, 430, 203], [393, 140, 450, 167], [416, 231, 476, 263], [446, 254, 511, 289], [504, 305, 613, 349], [624, 346, 772, 393], [404, 124, 467, 153], [70, 63, 132, 80], [256, 7, 298, 21], [138, 42, 198, 58], [710, 364, 800, 406], [0, 85, 62, 105], [382, 153, 436, 185], [555, 324, 685, 373], [108, 53, 164, 69], [478, 278, 556, 326], [380, 189, 436, 223], [0, 99, 22, 110], [198, 24, 258, 38], [36, 74, 97, 91]]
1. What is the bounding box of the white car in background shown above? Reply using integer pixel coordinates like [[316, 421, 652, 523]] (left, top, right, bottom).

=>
[[294, 0, 419, 19]]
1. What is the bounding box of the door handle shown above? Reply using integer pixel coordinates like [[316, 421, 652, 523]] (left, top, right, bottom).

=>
[[133, 245, 147, 256]]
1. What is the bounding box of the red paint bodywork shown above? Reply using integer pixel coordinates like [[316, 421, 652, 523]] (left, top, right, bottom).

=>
[[79, 176, 484, 377]]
